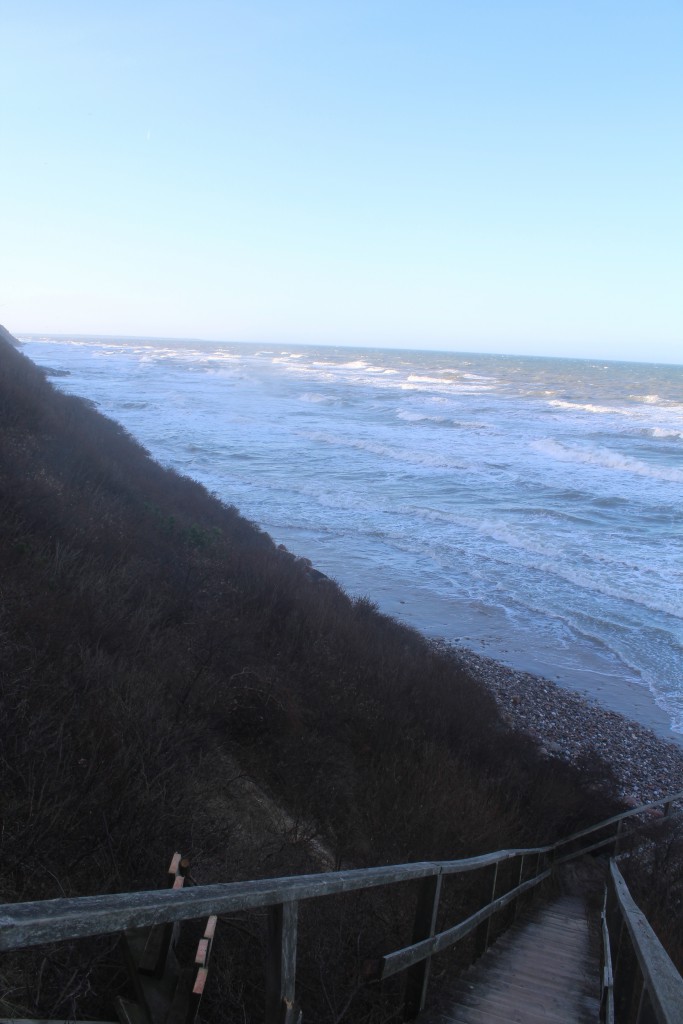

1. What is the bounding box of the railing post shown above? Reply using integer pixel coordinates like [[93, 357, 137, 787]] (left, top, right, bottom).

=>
[[473, 861, 499, 958], [614, 819, 624, 856], [266, 901, 300, 1024], [600, 889, 615, 1024], [512, 855, 525, 922], [403, 871, 442, 1020]]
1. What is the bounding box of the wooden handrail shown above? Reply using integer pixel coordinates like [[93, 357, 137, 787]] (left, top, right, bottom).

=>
[[0, 848, 553, 953], [378, 868, 552, 979], [1, 790, 680, 1022], [599, 889, 615, 1024], [604, 860, 683, 1024], [553, 788, 683, 851]]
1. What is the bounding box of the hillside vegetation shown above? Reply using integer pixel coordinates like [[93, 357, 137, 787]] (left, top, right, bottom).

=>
[[0, 328, 620, 1021]]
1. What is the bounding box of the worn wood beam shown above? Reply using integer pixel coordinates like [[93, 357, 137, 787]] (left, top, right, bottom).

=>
[[0, 853, 552, 953], [403, 871, 443, 1019], [609, 860, 683, 1024], [553, 789, 683, 854], [266, 902, 299, 1024], [380, 869, 551, 979]]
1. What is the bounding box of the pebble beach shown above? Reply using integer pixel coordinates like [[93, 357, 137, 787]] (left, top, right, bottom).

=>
[[443, 644, 683, 807]]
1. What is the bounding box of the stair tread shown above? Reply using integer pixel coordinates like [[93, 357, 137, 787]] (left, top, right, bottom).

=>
[[419, 895, 598, 1024]]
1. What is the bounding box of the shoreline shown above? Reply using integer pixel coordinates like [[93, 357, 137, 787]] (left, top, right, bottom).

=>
[[439, 641, 683, 807], [263, 525, 683, 805], [378, 587, 683, 749]]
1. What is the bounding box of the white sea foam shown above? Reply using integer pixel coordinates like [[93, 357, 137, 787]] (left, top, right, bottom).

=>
[[531, 438, 683, 483], [19, 334, 683, 737], [406, 374, 454, 385], [649, 427, 683, 440], [396, 411, 449, 423], [299, 392, 337, 404], [548, 399, 626, 415], [397, 411, 431, 422], [301, 430, 467, 470]]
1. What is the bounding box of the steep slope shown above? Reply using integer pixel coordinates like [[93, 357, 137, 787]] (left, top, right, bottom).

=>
[[0, 327, 619, 1021]]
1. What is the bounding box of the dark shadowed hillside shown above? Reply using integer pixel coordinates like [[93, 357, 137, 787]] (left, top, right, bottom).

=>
[[0, 328, 621, 1021]]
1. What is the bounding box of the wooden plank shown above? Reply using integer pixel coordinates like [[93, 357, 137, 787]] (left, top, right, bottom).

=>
[[404, 872, 443, 1019], [459, 957, 599, 989], [0, 846, 565, 955], [418, 896, 599, 1024], [193, 966, 209, 996], [601, 897, 615, 1024], [194, 914, 218, 967], [433, 845, 551, 877], [381, 869, 551, 978], [266, 901, 299, 1024], [437, 981, 590, 1023], [0, 863, 463, 952], [168, 853, 183, 878], [1, 783, 680, 989], [552, 789, 683, 854], [609, 860, 683, 1024], [133, 853, 188, 977], [474, 861, 498, 957], [195, 936, 210, 965]]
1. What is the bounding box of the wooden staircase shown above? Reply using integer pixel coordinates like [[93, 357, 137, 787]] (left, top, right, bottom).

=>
[[1, 791, 682, 1023], [418, 895, 599, 1024]]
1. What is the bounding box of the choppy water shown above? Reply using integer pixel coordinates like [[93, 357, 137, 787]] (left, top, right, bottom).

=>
[[19, 335, 683, 737]]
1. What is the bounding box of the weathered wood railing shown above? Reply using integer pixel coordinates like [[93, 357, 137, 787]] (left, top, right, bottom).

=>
[[0, 847, 554, 1022], [600, 859, 683, 1024], [552, 789, 681, 863], [1, 789, 681, 1023]]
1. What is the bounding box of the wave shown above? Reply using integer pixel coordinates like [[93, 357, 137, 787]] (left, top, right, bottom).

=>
[[648, 427, 683, 440], [532, 438, 683, 483], [280, 357, 400, 380], [547, 398, 683, 432], [406, 374, 453, 385], [471, 518, 683, 619], [547, 399, 626, 416], [299, 392, 338, 404], [404, 372, 495, 390], [401, 382, 494, 395], [397, 411, 449, 423], [300, 430, 467, 470]]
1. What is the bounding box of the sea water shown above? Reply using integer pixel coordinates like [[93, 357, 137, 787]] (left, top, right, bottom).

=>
[[18, 336, 683, 739]]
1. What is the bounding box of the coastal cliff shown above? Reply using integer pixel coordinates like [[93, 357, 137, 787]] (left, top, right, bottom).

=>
[[0, 326, 633, 1020]]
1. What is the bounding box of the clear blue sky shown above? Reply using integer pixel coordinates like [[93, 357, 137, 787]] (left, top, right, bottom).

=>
[[2, 1, 681, 361]]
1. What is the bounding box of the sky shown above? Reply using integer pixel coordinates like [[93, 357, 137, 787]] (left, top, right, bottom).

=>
[[1, 1, 682, 362]]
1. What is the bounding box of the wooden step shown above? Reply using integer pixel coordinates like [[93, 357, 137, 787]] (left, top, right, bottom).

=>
[[419, 895, 599, 1024]]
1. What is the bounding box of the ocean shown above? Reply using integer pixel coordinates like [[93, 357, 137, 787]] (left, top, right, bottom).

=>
[[18, 335, 683, 741]]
